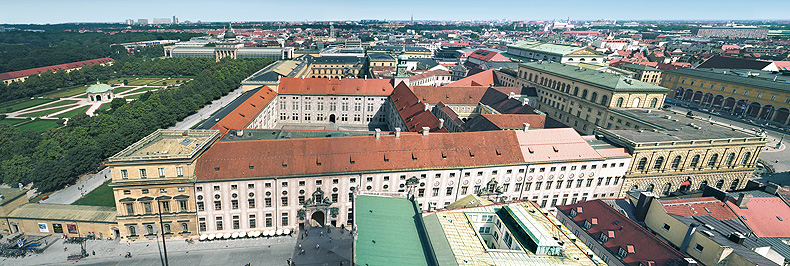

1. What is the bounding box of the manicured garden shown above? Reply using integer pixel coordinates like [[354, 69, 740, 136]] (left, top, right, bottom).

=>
[[0, 98, 56, 112], [55, 106, 91, 118], [72, 180, 114, 207], [15, 119, 61, 132], [125, 78, 160, 86]]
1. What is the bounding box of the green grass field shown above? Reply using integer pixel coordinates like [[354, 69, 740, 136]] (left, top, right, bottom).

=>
[[98, 103, 112, 111], [54, 105, 90, 118], [37, 100, 79, 108], [0, 118, 27, 125], [0, 98, 57, 113], [126, 78, 160, 86], [72, 180, 115, 207], [20, 105, 76, 117], [113, 87, 138, 94], [41, 86, 88, 98], [15, 119, 60, 132], [149, 79, 191, 86], [124, 93, 144, 100]]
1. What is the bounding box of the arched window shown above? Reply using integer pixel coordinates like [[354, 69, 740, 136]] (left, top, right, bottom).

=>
[[650, 98, 658, 108], [689, 155, 701, 168], [573, 87, 579, 96], [653, 157, 664, 170], [164, 224, 171, 234], [729, 179, 740, 191], [616, 97, 624, 107], [740, 152, 751, 165], [636, 158, 648, 171], [662, 183, 672, 195], [699, 181, 708, 190], [581, 89, 588, 100], [715, 179, 725, 189], [671, 156, 682, 169], [721, 154, 734, 167], [529, 73, 533, 81], [646, 184, 655, 192], [129, 226, 136, 236], [601, 95, 608, 106], [540, 77, 544, 84], [146, 225, 154, 235], [632, 97, 641, 108], [707, 154, 719, 168], [181, 223, 188, 232], [591, 92, 598, 103]]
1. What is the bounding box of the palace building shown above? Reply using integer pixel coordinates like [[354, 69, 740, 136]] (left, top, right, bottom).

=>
[[662, 68, 790, 126]]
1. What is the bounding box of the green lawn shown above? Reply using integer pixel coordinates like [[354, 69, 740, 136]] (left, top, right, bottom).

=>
[[149, 78, 191, 86], [54, 105, 90, 118], [41, 86, 89, 98], [125, 93, 144, 100], [37, 100, 79, 108], [98, 103, 112, 111], [15, 119, 60, 132], [72, 180, 115, 207], [126, 78, 160, 86], [129, 87, 160, 93], [20, 105, 76, 117], [0, 118, 27, 125], [113, 87, 138, 94], [0, 98, 57, 113]]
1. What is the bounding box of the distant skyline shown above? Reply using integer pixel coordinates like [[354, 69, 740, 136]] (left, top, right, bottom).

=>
[[1, 0, 789, 24]]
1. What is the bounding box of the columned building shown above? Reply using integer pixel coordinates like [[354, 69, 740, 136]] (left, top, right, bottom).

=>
[[518, 61, 669, 135], [662, 68, 790, 125]]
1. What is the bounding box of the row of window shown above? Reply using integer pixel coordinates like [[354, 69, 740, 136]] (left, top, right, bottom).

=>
[[120, 167, 183, 179], [123, 200, 189, 215], [671, 75, 788, 103], [633, 179, 739, 195], [200, 212, 288, 231], [128, 222, 189, 236], [635, 152, 752, 172], [122, 187, 185, 195]]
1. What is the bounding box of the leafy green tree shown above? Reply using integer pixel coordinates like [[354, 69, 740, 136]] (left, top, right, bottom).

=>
[[0, 155, 33, 184]]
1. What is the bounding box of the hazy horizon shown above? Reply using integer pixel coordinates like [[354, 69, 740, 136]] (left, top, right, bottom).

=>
[[2, 0, 789, 25]]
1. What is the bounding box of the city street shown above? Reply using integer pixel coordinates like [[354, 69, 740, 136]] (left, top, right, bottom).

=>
[[40, 167, 110, 204], [3, 234, 296, 266], [169, 86, 245, 130]]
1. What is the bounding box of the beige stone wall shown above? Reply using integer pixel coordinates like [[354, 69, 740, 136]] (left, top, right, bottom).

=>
[[7, 218, 116, 238]]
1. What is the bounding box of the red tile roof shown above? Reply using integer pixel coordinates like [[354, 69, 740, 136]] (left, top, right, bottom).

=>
[[468, 49, 510, 62], [557, 200, 687, 266], [0, 58, 114, 81], [479, 114, 547, 129], [210, 86, 277, 135], [515, 128, 603, 162], [659, 197, 737, 220], [389, 83, 449, 133], [445, 69, 496, 87], [195, 130, 524, 181], [278, 77, 394, 96], [726, 196, 790, 238], [411, 86, 488, 105]]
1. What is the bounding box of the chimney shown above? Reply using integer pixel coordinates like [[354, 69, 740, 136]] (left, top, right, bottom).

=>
[[424, 103, 430, 111], [679, 222, 699, 252], [422, 127, 430, 136], [521, 98, 528, 106], [375, 128, 381, 139], [634, 191, 656, 222], [438, 118, 444, 129], [236, 130, 244, 137], [523, 123, 530, 132], [728, 232, 746, 244], [395, 128, 401, 138], [509, 92, 516, 99], [681, 258, 698, 266], [765, 182, 780, 195], [736, 193, 752, 209]]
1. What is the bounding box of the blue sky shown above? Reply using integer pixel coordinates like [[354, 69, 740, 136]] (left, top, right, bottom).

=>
[[1, 0, 788, 24]]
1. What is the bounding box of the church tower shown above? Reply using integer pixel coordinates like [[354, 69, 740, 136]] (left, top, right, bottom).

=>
[[392, 46, 410, 87]]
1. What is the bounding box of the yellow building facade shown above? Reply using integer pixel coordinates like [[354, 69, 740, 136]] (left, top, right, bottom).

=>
[[106, 130, 220, 242], [662, 68, 790, 125]]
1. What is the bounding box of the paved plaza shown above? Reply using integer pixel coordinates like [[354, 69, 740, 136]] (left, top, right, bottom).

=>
[[3, 234, 296, 266], [290, 226, 352, 266]]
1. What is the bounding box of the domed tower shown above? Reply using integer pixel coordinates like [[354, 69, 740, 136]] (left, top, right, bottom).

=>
[[86, 83, 113, 102], [392, 46, 410, 87], [215, 24, 242, 62]]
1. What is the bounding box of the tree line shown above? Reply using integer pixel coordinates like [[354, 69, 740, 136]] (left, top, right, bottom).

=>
[[0, 57, 273, 192], [0, 31, 202, 73]]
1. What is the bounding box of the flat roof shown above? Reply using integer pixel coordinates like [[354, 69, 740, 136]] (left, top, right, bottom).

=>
[[354, 195, 432, 266], [109, 130, 220, 161], [7, 204, 116, 223], [665, 68, 790, 93], [601, 108, 761, 143]]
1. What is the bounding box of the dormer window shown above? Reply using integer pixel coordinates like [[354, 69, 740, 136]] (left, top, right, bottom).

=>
[[599, 232, 609, 243], [569, 209, 578, 218], [583, 220, 592, 229], [618, 247, 628, 258]]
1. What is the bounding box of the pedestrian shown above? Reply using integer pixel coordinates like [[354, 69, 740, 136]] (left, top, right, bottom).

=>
[[298, 243, 302, 249], [776, 160, 779, 163], [320, 231, 323, 238], [64, 247, 67, 252], [92, 250, 95, 256], [316, 243, 320, 249]]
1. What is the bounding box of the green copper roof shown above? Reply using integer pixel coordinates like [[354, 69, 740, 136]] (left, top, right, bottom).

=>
[[355, 195, 433, 266], [521, 61, 670, 92], [507, 40, 602, 57], [86, 83, 112, 94]]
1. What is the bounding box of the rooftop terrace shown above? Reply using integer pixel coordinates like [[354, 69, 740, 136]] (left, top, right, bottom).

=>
[[601, 108, 764, 143], [109, 130, 220, 161]]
